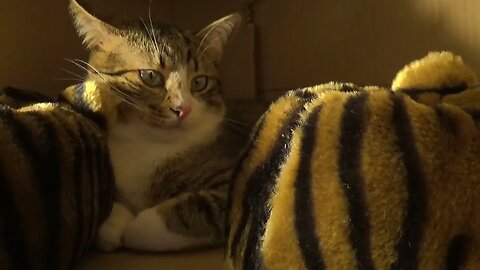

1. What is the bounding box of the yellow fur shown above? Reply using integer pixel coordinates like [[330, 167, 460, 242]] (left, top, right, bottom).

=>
[[392, 51, 478, 92], [227, 51, 480, 269], [62, 81, 119, 125]]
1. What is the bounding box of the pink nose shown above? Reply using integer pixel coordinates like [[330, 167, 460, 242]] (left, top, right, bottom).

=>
[[170, 106, 191, 120]]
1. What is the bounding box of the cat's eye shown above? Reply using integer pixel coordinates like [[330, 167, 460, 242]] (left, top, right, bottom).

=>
[[139, 70, 164, 87], [191, 75, 209, 92]]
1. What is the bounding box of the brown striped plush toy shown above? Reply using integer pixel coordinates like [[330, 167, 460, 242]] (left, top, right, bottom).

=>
[[0, 86, 114, 270], [227, 51, 480, 270]]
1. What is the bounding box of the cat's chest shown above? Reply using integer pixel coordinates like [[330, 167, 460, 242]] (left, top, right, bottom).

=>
[[107, 125, 189, 211]]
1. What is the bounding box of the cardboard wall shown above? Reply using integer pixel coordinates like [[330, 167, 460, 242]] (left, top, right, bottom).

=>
[[254, 0, 480, 100], [1, 0, 480, 102]]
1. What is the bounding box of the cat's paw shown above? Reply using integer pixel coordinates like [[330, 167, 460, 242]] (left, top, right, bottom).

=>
[[123, 206, 210, 251], [96, 202, 135, 252]]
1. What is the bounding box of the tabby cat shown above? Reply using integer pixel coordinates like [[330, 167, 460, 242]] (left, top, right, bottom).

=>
[[226, 52, 480, 269], [67, 0, 243, 251], [0, 87, 114, 270]]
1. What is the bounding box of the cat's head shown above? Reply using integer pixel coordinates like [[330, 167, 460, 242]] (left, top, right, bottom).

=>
[[68, 0, 241, 134]]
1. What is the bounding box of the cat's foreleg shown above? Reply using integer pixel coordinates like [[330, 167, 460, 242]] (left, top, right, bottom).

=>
[[96, 202, 135, 251], [123, 190, 226, 251]]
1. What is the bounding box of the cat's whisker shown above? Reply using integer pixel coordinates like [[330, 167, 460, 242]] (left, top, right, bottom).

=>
[[124, 84, 145, 97], [223, 121, 249, 135], [111, 89, 148, 113], [59, 67, 86, 81], [224, 121, 248, 132], [73, 59, 105, 76], [119, 96, 145, 112], [224, 117, 248, 127], [223, 117, 250, 133], [147, 0, 161, 58], [106, 85, 148, 113], [66, 59, 149, 113], [54, 78, 85, 83], [72, 59, 140, 100], [150, 111, 168, 121], [139, 16, 160, 58], [67, 59, 136, 107], [65, 59, 96, 78]]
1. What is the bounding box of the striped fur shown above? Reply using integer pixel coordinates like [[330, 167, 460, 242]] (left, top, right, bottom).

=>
[[0, 92, 114, 269], [61, 80, 245, 250], [227, 52, 480, 270], [66, 0, 245, 252], [0, 86, 53, 109]]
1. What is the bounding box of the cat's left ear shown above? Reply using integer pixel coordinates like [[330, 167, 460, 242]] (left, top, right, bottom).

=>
[[195, 13, 242, 62]]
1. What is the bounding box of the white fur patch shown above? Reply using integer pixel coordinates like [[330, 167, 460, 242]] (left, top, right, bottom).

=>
[[108, 104, 223, 211], [106, 63, 224, 251], [123, 207, 211, 251], [96, 202, 135, 252]]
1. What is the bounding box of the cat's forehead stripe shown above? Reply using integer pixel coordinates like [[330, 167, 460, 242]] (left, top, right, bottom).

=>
[[124, 23, 193, 69]]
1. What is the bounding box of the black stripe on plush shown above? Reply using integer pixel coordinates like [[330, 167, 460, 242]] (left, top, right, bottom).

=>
[[53, 113, 86, 267], [77, 123, 98, 247], [226, 116, 266, 256], [338, 93, 375, 270], [340, 84, 362, 93], [6, 109, 54, 268], [71, 83, 107, 130], [294, 106, 325, 269], [242, 98, 314, 270], [397, 83, 468, 98], [433, 104, 459, 136], [390, 92, 428, 270], [0, 106, 30, 269], [294, 88, 318, 100], [74, 83, 87, 108], [30, 113, 61, 270], [229, 90, 319, 258], [86, 126, 103, 247], [0, 168, 29, 270], [90, 121, 113, 226], [445, 234, 471, 270], [2, 86, 52, 103], [86, 123, 112, 247]]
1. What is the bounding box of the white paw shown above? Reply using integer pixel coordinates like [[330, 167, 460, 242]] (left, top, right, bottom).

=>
[[96, 202, 135, 252], [123, 206, 210, 252]]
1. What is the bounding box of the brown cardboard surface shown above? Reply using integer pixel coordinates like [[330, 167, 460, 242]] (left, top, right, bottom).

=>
[[255, 0, 480, 101], [78, 249, 224, 270]]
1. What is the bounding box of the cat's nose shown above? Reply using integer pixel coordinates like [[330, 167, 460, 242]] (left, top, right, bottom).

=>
[[170, 106, 191, 120]]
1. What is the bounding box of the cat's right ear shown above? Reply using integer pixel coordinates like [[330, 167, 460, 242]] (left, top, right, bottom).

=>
[[69, 0, 121, 50]]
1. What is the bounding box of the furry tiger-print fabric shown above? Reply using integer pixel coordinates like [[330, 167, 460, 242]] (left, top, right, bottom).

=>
[[226, 51, 480, 270], [0, 86, 114, 270]]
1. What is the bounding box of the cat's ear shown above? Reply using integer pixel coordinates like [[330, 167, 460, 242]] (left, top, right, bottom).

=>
[[195, 13, 242, 62], [69, 0, 121, 50]]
